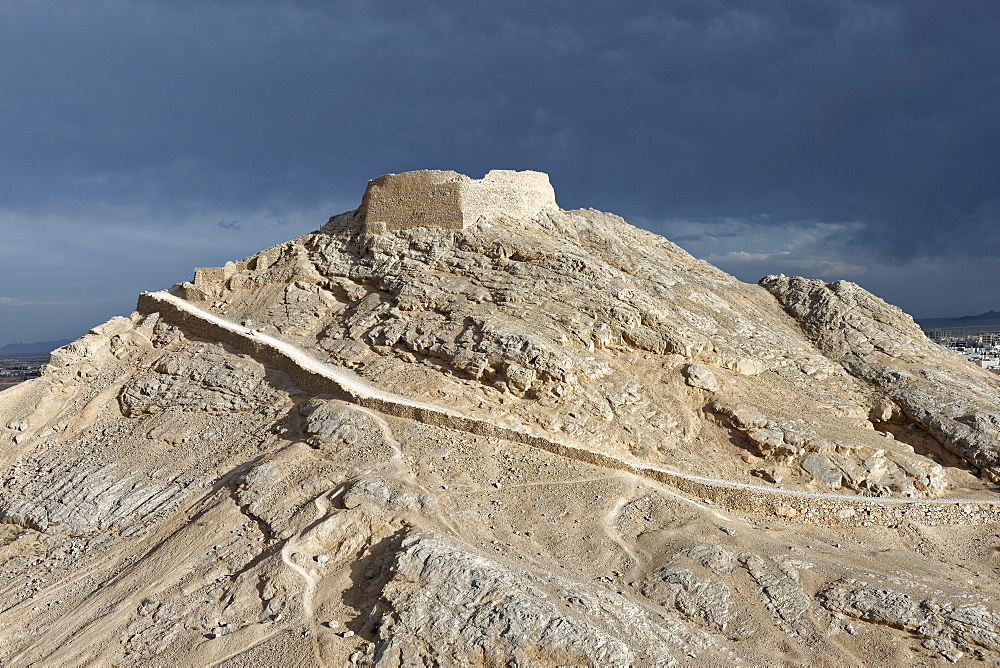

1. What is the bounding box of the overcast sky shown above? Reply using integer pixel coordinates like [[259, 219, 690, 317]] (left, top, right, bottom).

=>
[[2, 0, 999, 346]]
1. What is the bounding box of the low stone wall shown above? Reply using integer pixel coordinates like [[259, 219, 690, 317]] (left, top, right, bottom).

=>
[[138, 291, 1000, 527]]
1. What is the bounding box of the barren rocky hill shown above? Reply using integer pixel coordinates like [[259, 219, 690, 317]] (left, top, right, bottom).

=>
[[1, 169, 999, 665]]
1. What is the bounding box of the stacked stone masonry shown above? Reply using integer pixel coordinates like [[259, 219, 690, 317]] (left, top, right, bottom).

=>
[[359, 169, 558, 232]]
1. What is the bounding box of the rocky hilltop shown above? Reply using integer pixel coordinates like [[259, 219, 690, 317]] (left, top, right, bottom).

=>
[[1, 170, 999, 665]]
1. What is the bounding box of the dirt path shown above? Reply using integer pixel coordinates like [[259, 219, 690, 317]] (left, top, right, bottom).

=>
[[279, 494, 329, 667], [281, 496, 329, 621]]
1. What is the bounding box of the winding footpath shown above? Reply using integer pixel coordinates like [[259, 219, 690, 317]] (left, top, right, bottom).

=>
[[279, 494, 330, 667], [139, 290, 1000, 527]]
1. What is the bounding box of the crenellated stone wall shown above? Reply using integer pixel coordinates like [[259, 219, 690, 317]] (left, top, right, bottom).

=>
[[359, 169, 558, 232]]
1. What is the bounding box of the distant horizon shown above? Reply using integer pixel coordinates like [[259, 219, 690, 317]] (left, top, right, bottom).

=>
[[0, 338, 72, 353]]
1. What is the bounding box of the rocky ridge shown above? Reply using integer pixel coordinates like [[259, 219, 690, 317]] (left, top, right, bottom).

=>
[[761, 274, 1000, 482]]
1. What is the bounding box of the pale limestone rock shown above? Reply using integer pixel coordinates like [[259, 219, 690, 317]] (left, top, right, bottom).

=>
[[341, 477, 391, 510], [641, 566, 735, 632], [368, 531, 736, 665], [818, 579, 1000, 662], [683, 363, 718, 392], [761, 274, 1000, 481], [739, 553, 827, 641], [683, 544, 737, 575], [711, 399, 946, 496], [118, 344, 286, 417]]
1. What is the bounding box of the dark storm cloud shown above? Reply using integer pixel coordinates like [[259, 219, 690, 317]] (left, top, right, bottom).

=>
[[1, 0, 999, 343]]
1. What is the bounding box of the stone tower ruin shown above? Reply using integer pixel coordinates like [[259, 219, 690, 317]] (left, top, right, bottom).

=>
[[359, 169, 558, 232]]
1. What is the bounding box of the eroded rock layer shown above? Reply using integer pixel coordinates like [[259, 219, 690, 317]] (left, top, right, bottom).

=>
[[761, 274, 1000, 481]]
